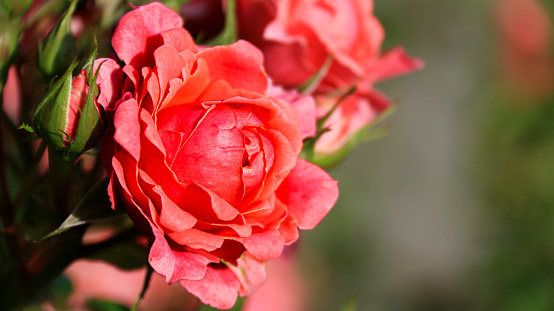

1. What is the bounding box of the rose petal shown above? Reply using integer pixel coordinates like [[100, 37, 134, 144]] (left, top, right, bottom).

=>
[[365, 47, 425, 83], [196, 40, 268, 94], [160, 28, 196, 53], [237, 230, 284, 262], [112, 2, 183, 68], [276, 159, 338, 230], [94, 58, 123, 109], [167, 228, 225, 251], [149, 227, 212, 284], [227, 253, 266, 296], [180, 265, 241, 309], [113, 99, 141, 161]]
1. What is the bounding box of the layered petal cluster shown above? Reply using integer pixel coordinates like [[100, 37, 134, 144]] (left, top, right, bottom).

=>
[[237, 0, 424, 155], [98, 2, 338, 309]]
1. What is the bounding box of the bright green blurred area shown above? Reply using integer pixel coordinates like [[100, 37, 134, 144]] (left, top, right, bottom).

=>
[[299, 0, 554, 310]]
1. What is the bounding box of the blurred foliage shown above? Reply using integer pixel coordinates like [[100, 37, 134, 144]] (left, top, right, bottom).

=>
[[473, 93, 554, 311]]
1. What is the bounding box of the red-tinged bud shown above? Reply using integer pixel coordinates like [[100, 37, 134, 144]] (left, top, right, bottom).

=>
[[32, 38, 104, 162]]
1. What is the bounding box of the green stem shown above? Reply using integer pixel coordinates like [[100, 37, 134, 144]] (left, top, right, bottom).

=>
[[131, 263, 153, 311]]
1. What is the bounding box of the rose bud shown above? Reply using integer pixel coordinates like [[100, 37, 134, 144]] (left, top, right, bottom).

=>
[[37, 0, 77, 78], [32, 41, 106, 162]]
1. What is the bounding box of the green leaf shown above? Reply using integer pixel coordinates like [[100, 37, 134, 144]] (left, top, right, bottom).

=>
[[207, 0, 237, 46], [40, 178, 125, 240]]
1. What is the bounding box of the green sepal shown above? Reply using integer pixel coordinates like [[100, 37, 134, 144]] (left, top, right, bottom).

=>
[[37, 0, 77, 77], [32, 57, 79, 152], [311, 104, 396, 168]]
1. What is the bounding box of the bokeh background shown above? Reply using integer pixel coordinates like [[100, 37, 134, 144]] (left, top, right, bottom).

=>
[[298, 0, 554, 310]]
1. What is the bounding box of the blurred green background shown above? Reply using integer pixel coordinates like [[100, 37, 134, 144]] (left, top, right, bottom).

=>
[[299, 0, 554, 310]]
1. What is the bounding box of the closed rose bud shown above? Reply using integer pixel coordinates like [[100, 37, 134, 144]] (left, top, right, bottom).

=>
[[37, 0, 77, 78], [32, 42, 105, 163]]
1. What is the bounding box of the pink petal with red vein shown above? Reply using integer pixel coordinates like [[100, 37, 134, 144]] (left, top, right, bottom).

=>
[[153, 45, 187, 105], [279, 215, 300, 245], [111, 156, 156, 237], [180, 266, 241, 310], [160, 58, 211, 110], [237, 230, 284, 262], [197, 184, 241, 222], [151, 183, 197, 232], [94, 58, 123, 109], [167, 228, 225, 251], [149, 227, 212, 284], [113, 99, 141, 161], [171, 105, 244, 205], [112, 2, 183, 68], [160, 28, 196, 52], [276, 159, 338, 230], [196, 40, 268, 94]]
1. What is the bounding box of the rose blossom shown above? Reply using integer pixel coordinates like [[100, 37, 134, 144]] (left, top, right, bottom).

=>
[[237, 0, 423, 155], [494, 0, 553, 99], [97, 2, 338, 309]]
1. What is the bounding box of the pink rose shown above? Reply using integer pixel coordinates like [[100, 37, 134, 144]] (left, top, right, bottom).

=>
[[494, 0, 554, 99], [98, 2, 338, 309], [237, 0, 423, 155], [238, 0, 422, 90]]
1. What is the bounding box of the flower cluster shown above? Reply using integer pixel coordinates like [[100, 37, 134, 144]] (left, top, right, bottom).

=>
[[0, 0, 421, 310]]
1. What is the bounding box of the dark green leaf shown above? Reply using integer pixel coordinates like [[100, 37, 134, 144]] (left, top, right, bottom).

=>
[[40, 178, 125, 240]]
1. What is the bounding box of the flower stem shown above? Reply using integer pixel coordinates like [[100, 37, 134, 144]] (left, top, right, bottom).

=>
[[131, 264, 153, 311]]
